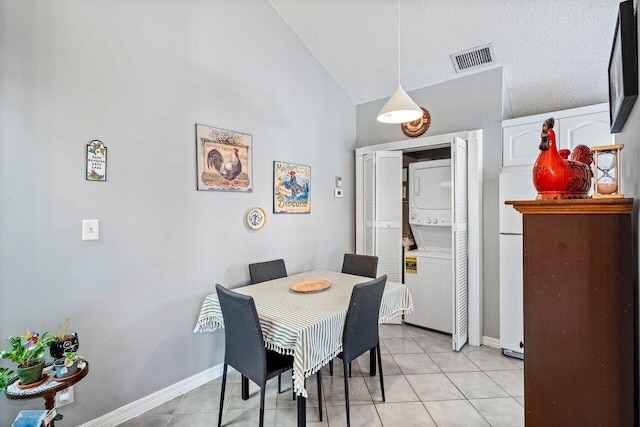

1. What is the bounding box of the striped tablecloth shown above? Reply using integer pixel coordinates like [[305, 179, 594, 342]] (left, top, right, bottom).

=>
[[194, 270, 413, 398]]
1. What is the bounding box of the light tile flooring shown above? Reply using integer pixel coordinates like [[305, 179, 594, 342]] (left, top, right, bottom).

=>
[[119, 324, 524, 427]]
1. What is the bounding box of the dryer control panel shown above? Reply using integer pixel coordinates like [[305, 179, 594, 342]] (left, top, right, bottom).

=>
[[409, 209, 452, 227]]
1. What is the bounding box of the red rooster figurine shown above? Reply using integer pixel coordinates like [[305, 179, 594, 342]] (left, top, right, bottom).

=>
[[533, 118, 593, 199]]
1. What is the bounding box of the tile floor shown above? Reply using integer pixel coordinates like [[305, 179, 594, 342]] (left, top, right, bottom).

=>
[[119, 324, 524, 426]]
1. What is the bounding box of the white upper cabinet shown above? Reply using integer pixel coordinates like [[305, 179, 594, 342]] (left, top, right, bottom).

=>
[[502, 104, 612, 168], [502, 122, 544, 167], [559, 111, 613, 152]]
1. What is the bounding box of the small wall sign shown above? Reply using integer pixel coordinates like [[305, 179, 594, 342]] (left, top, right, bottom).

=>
[[86, 140, 107, 181], [405, 256, 417, 274]]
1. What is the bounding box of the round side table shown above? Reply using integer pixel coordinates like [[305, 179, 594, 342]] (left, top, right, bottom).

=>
[[5, 361, 89, 427]]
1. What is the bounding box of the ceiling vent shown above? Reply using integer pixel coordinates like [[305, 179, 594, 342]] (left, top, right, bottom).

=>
[[451, 43, 496, 73]]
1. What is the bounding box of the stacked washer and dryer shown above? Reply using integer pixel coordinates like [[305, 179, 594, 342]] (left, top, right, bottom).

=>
[[404, 159, 454, 334]]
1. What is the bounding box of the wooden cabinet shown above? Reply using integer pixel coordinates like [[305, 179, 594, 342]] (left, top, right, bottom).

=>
[[508, 199, 635, 426], [502, 104, 613, 168]]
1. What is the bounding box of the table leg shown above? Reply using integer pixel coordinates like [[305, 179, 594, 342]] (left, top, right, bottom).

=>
[[296, 386, 306, 427], [241, 375, 249, 400], [44, 393, 56, 427], [369, 347, 377, 376]]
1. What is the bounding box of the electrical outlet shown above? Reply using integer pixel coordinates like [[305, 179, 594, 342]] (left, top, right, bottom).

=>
[[55, 386, 74, 408], [334, 188, 343, 198], [82, 219, 99, 240]]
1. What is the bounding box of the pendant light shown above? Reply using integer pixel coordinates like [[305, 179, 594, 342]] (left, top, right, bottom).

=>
[[377, 0, 422, 124]]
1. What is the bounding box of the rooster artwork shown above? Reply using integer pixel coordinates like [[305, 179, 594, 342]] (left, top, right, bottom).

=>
[[273, 161, 311, 213], [532, 118, 593, 199], [196, 124, 252, 191], [207, 148, 242, 181]]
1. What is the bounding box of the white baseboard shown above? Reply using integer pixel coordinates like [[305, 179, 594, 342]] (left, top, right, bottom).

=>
[[80, 364, 226, 427], [482, 336, 501, 349]]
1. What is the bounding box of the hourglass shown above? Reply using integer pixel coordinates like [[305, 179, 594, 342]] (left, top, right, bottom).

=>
[[592, 144, 624, 198]]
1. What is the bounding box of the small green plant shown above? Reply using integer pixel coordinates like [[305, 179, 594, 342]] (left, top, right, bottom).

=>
[[0, 367, 15, 389], [62, 352, 77, 367], [0, 330, 53, 368]]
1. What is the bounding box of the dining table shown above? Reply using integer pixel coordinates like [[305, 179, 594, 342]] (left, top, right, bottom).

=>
[[194, 269, 413, 427]]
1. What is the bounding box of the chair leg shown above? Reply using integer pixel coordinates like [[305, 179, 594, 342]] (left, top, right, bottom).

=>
[[278, 374, 282, 394], [376, 343, 385, 402], [329, 359, 333, 376], [259, 385, 266, 427], [349, 361, 352, 377], [343, 360, 351, 427], [218, 363, 228, 427], [317, 370, 323, 421]]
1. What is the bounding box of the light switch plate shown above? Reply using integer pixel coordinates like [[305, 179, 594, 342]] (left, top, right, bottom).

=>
[[82, 220, 99, 240], [334, 188, 343, 198], [335, 176, 342, 187]]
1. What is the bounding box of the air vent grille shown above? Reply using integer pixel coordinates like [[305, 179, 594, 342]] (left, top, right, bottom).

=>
[[451, 43, 495, 73]]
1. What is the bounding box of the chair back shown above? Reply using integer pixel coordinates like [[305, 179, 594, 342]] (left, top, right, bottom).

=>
[[215, 284, 266, 384], [341, 254, 378, 278], [249, 259, 287, 284], [341, 275, 387, 363]]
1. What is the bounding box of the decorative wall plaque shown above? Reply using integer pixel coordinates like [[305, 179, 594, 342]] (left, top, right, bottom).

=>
[[86, 140, 107, 181], [401, 107, 431, 138]]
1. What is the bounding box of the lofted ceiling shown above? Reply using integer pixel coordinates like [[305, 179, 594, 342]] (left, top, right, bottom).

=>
[[267, 0, 623, 118]]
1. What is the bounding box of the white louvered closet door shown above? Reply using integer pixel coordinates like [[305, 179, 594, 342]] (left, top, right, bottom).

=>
[[452, 137, 469, 351], [363, 151, 402, 283]]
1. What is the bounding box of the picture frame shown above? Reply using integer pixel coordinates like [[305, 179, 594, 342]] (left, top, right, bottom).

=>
[[195, 124, 252, 191], [273, 161, 310, 214], [608, 0, 638, 133]]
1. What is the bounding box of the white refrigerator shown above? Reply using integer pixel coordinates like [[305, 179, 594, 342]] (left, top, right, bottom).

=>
[[499, 169, 537, 359]]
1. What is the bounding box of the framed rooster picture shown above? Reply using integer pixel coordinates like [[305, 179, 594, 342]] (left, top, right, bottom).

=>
[[196, 124, 252, 191], [273, 161, 310, 214]]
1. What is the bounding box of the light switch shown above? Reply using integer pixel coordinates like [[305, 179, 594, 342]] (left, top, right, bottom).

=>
[[82, 220, 99, 241], [335, 176, 342, 187]]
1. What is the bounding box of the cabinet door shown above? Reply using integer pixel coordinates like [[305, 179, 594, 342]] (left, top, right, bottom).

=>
[[502, 123, 543, 167], [559, 111, 614, 151], [499, 234, 523, 355], [452, 137, 468, 351], [363, 151, 402, 283]]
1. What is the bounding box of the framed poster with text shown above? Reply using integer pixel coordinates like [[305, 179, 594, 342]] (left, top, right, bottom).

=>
[[273, 161, 310, 214]]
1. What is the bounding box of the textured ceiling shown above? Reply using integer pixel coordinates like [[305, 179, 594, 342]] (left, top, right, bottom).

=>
[[267, 0, 622, 117]]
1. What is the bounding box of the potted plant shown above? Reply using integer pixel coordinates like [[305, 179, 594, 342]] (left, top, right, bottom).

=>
[[53, 352, 78, 379], [50, 318, 79, 360], [0, 367, 15, 390], [0, 330, 52, 386]]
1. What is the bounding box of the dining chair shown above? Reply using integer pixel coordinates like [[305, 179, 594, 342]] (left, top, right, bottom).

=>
[[330, 253, 379, 376], [341, 253, 378, 278], [248, 258, 289, 394], [216, 284, 291, 427], [215, 284, 322, 426], [318, 275, 387, 427], [249, 258, 288, 284]]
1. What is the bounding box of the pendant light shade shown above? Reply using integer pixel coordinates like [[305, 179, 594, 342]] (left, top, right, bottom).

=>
[[376, 0, 422, 124], [376, 85, 422, 123]]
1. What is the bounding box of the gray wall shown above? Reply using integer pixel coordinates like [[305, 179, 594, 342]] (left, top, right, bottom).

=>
[[0, 0, 355, 424], [356, 68, 505, 339]]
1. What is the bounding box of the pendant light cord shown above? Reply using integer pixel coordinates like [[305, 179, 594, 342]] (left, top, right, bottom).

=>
[[398, 0, 401, 86]]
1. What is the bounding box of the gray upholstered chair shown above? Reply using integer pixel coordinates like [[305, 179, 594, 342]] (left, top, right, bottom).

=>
[[318, 275, 387, 427], [341, 253, 378, 278], [249, 259, 287, 284], [247, 258, 289, 393], [216, 285, 291, 427], [330, 253, 379, 376], [216, 284, 322, 426]]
